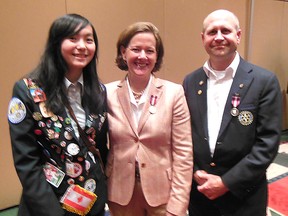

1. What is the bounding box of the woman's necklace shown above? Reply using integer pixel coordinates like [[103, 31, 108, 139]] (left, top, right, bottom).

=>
[[132, 89, 145, 103]]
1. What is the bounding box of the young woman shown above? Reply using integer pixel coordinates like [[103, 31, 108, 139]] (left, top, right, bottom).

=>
[[8, 14, 108, 216]]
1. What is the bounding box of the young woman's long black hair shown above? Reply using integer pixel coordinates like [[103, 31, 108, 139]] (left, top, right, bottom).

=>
[[29, 14, 105, 114]]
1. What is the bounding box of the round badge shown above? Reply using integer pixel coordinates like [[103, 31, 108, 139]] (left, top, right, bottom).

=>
[[65, 117, 72, 125], [54, 132, 60, 139], [54, 121, 62, 128], [32, 112, 42, 121], [46, 120, 52, 128], [51, 115, 58, 122], [60, 141, 66, 147], [39, 102, 54, 118], [38, 121, 46, 127], [64, 131, 73, 140], [67, 178, 75, 185], [84, 179, 97, 192], [238, 111, 253, 126], [67, 143, 80, 156], [85, 160, 91, 171], [78, 176, 85, 182], [149, 106, 156, 114], [8, 97, 26, 124], [54, 127, 61, 134], [230, 108, 239, 117], [34, 129, 42, 135], [66, 162, 83, 178], [47, 129, 55, 139]]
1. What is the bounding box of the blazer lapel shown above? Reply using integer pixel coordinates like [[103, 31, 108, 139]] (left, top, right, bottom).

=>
[[117, 79, 139, 136], [138, 76, 163, 134], [196, 71, 209, 138], [218, 58, 254, 139]]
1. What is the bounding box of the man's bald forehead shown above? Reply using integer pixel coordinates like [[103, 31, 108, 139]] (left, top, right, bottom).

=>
[[202, 9, 240, 32]]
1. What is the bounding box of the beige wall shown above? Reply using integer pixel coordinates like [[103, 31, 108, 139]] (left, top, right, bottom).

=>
[[0, 0, 287, 209], [249, 0, 288, 128]]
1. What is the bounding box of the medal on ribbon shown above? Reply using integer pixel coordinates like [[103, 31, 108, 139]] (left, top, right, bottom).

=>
[[231, 93, 240, 116], [149, 95, 157, 114]]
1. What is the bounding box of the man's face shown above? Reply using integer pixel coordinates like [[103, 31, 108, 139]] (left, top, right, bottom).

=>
[[201, 12, 241, 62]]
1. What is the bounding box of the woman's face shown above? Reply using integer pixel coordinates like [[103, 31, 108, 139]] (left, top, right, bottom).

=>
[[61, 25, 96, 74], [121, 32, 157, 79]]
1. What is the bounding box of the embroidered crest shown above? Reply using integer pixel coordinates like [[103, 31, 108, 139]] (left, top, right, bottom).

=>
[[8, 97, 26, 124], [238, 111, 253, 126]]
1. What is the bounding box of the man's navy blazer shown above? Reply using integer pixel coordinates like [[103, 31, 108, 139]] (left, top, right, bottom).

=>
[[183, 57, 282, 214]]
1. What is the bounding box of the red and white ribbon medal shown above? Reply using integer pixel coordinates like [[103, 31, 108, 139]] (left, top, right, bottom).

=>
[[231, 93, 240, 116], [149, 95, 157, 114]]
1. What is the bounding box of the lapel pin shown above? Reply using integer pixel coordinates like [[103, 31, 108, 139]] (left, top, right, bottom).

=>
[[149, 95, 157, 114]]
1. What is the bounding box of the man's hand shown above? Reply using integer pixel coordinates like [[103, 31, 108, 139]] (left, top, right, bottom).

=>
[[194, 170, 208, 185], [195, 171, 229, 200]]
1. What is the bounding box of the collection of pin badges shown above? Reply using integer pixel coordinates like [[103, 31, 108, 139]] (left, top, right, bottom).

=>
[[33, 107, 104, 192], [7, 79, 109, 194]]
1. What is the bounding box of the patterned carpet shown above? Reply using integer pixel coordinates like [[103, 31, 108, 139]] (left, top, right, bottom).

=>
[[268, 176, 288, 215], [267, 130, 288, 216]]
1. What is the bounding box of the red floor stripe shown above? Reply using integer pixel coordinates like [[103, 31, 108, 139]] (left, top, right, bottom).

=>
[[268, 176, 288, 215]]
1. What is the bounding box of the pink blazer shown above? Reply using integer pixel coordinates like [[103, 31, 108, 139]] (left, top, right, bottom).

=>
[[105, 76, 193, 215]]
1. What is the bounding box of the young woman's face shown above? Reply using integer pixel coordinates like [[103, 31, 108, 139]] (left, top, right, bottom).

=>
[[121, 32, 157, 79], [61, 25, 96, 74]]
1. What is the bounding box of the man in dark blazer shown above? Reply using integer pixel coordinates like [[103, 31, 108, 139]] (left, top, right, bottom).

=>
[[183, 9, 282, 216]]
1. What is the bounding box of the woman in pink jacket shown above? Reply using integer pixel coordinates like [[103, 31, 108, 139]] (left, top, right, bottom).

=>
[[105, 22, 193, 216]]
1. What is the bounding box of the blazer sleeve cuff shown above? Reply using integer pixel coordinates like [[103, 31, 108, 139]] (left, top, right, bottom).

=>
[[167, 197, 188, 216]]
